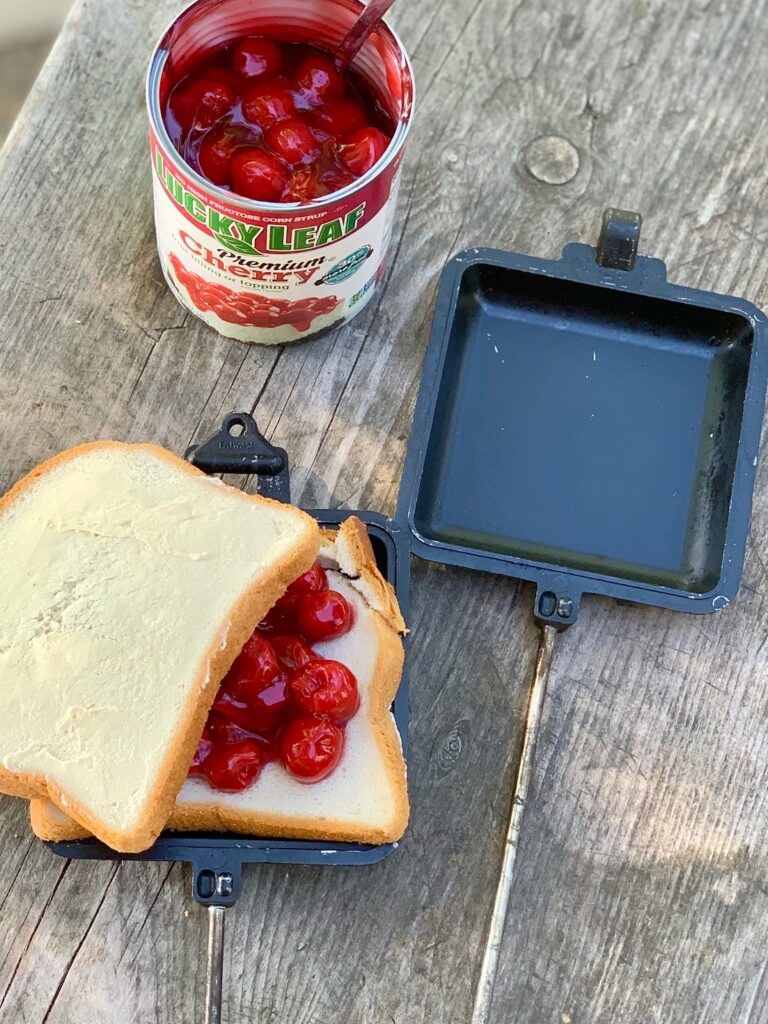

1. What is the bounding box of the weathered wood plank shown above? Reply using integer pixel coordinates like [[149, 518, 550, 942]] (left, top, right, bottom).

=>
[[3, 0, 768, 1021]]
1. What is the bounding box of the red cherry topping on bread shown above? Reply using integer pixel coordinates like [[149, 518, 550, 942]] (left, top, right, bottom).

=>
[[286, 562, 328, 598], [189, 726, 213, 775], [230, 148, 288, 201], [338, 127, 390, 176], [207, 712, 256, 742], [269, 561, 327, 621], [239, 634, 282, 682], [272, 634, 316, 672], [214, 674, 290, 735], [278, 715, 344, 781], [296, 52, 344, 103], [297, 589, 354, 641], [258, 601, 298, 635], [232, 37, 282, 79], [242, 82, 296, 128], [273, 593, 303, 628], [288, 659, 359, 723], [204, 738, 263, 790], [266, 118, 321, 166], [215, 637, 289, 733], [187, 549, 370, 791]]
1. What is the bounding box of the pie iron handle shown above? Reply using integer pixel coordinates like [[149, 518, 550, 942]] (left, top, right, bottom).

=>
[[191, 859, 242, 1024], [186, 412, 291, 503], [472, 580, 579, 1022], [205, 905, 226, 1024]]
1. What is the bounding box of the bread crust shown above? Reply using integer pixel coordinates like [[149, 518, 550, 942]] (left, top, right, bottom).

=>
[[29, 517, 408, 847], [320, 517, 407, 635], [0, 441, 319, 852]]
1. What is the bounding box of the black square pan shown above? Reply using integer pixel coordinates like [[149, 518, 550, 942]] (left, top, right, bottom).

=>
[[397, 211, 768, 621]]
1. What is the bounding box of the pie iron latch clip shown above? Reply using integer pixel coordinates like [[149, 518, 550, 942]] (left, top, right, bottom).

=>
[[186, 412, 290, 503]]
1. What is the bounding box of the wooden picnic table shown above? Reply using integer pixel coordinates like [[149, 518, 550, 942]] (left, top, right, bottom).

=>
[[2, 0, 768, 1021]]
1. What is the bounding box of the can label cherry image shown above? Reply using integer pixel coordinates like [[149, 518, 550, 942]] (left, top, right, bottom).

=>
[[146, 0, 414, 345]]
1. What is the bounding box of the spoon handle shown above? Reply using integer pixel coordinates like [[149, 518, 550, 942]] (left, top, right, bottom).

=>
[[336, 0, 398, 68]]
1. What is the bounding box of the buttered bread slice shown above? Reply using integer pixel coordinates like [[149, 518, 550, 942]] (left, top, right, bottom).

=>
[[0, 442, 318, 852]]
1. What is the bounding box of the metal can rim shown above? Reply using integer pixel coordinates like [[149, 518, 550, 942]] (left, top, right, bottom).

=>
[[145, 0, 415, 215]]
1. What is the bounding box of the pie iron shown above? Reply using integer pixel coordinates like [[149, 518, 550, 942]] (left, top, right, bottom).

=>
[[396, 208, 768, 1022], [47, 413, 410, 1024]]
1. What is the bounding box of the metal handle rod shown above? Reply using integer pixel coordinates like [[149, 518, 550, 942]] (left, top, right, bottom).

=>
[[205, 905, 226, 1024], [471, 625, 559, 1024]]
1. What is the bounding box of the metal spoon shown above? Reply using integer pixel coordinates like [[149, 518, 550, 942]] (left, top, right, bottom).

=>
[[335, 0, 398, 69]]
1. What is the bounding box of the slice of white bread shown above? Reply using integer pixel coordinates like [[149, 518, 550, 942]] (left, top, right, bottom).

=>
[[30, 517, 409, 845], [0, 442, 319, 852]]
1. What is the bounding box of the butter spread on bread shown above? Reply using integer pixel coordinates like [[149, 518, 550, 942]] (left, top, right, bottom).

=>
[[0, 442, 318, 852]]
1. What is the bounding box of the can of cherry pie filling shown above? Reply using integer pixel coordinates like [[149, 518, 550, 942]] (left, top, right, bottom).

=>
[[147, 0, 414, 345]]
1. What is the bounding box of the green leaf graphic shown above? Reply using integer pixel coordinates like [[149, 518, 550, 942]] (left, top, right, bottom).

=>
[[213, 231, 256, 255]]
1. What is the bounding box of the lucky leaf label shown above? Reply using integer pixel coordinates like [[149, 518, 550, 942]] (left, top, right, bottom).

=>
[[213, 231, 256, 255]]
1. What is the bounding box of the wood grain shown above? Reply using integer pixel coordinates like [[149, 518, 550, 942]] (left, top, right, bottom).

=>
[[3, 0, 768, 1021]]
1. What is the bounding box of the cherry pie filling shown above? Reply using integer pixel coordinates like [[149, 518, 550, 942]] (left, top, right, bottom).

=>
[[164, 37, 394, 203], [189, 561, 361, 791]]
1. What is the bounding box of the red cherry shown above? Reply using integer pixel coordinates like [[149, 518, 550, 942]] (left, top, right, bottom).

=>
[[232, 37, 283, 79], [319, 164, 356, 194], [288, 659, 359, 723], [285, 562, 328, 600], [204, 739, 263, 790], [214, 659, 290, 733], [272, 634, 316, 672], [272, 589, 305, 626], [170, 76, 237, 133], [215, 636, 288, 732], [258, 601, 299, 634], [283, 168, 324, 202], [207, 712, 257, 745], [230, 148, 288, 201], [205, 66, 242, 90], [265, 118, 321, 166], [338, 127, 390, 177], [278, 715, 344, 781], [308, 99, 367, 138], [214, 674, 290, 735], [296, 52, 345, 104], [198, 125, 243, 186], [271, 561, 327, 617], [213, 683, 289, 735], [189, 726, 213, 776], [238, 634, 282, 685], [242, 82, 296, 128], [297, 589, 354, 641]]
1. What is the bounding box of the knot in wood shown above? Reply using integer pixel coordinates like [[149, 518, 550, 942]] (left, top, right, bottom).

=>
[[432, 719, 470, 777], [524, 134, 580, 185]]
